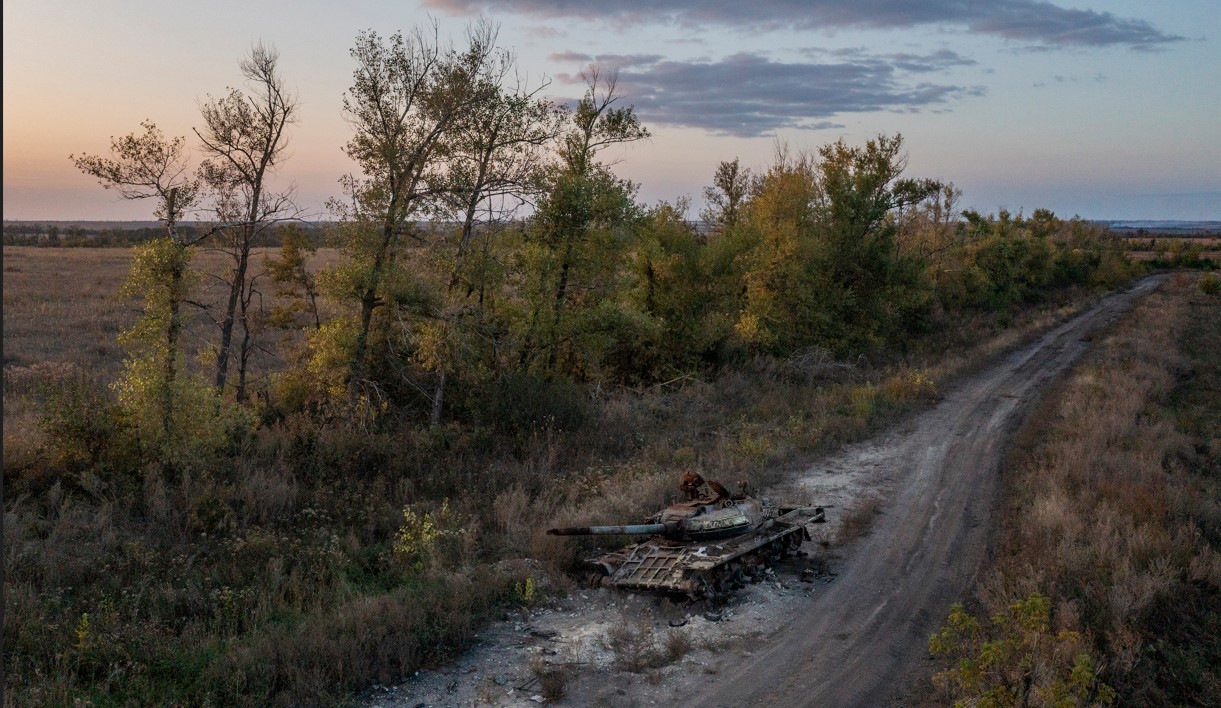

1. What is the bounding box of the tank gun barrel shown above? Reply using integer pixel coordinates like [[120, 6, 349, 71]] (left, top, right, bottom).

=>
[[547, 523, 668, 536]]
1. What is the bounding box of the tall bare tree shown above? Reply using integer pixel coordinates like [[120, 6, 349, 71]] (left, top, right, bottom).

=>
[[195, 43, 299, 401]]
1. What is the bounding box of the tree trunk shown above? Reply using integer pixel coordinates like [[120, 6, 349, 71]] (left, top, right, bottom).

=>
[[165, 260, 181, 438], [214, 235, 250, 393], [429, 369, 446, 426], [546, 237, 575, 372], [235, 275, 254, 403], [163, 191, 182, 438]]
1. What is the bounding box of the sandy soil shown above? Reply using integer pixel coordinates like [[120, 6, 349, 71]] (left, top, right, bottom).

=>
[[366, 275, 1166, 708]]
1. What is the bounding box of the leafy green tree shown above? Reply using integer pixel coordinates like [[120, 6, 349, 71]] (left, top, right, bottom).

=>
[[730, 135, 939, 355], [264, 223, 323, 331], [514, 67, 649, 378], [317, 21, 502, 417], [422, 62, 564, 423], [516, 165, 644, 379], [556, 66, 650, 176], [700, 157, 751, 235], [811, 134, 940, 350], [621, 198, 731, 379], [731, 150, 826, 352]]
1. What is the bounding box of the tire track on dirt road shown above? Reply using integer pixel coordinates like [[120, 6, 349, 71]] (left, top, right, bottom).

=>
[[684, 275, 1168, 708]]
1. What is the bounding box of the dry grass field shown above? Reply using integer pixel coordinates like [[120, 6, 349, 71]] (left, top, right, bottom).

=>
[[3, 248, 135, 377], [3, 246, 341, 383], [1121, 236, 1221, 263]]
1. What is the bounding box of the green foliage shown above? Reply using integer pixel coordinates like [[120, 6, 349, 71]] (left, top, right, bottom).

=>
[[264, 223, 323, 331], [732, 156, 825, 352], [108, 237, 253, 471], [701, 158, 751, 233], [730, 135, 937, 356], [394, 499, 474, 573], [1200, 272, 1220, 295], [927, 210, 1139, 312], [514, 165, 644, 379], [394, 502, 447, 569], [111, 353, 252, 472], [930, 594, 1117, 707], [33, 373, 144, 498], [514, 576, 537, 605], [619, 200, 730, 379]]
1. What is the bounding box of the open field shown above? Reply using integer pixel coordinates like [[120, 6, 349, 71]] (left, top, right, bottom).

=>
[[1127, 250, 1221, 262], [2, 245, 341, 383], [3, 248, 136, 375], [1119, 236, 1221, 264]]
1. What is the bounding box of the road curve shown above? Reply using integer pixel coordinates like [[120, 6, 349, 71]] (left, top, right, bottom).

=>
[[683, 275, 1167, 708]]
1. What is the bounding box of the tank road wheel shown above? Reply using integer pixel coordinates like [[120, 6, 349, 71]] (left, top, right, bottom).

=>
[[586, 568, 610, 588], [786, 531, 804, 553]]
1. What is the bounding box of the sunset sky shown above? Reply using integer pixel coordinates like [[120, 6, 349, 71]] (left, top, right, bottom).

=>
[[4, 0, 1218, 221]]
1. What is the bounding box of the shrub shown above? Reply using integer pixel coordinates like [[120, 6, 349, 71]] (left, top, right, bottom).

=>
[[530, 657, 570, 702], [930, 594, 1116, 706], [1200, 273, 1220, 296], [475, 373, 588, 439], [882, 369, 937, 402]]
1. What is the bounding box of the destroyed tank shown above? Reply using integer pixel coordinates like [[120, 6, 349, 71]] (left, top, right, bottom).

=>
[[547, 475, 825, 598]]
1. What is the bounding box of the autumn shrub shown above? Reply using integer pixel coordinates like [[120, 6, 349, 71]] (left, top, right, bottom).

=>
[[37, 372, 143, 491], [930, 593, 1116, 706], [882, 369, 938, 402]]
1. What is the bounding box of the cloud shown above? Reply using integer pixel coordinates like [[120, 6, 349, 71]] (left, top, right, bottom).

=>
[[423, 0, 1183, 49], [553, 52, 983, 137], [808, 47, 978, 73], [547, 50, 592, 62]]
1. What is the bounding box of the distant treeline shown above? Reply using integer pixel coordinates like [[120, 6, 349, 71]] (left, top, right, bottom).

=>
[[2, 221, 328, 248]]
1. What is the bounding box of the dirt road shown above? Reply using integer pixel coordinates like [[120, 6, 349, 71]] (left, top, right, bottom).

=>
[[683, 274, 1168, 707]]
